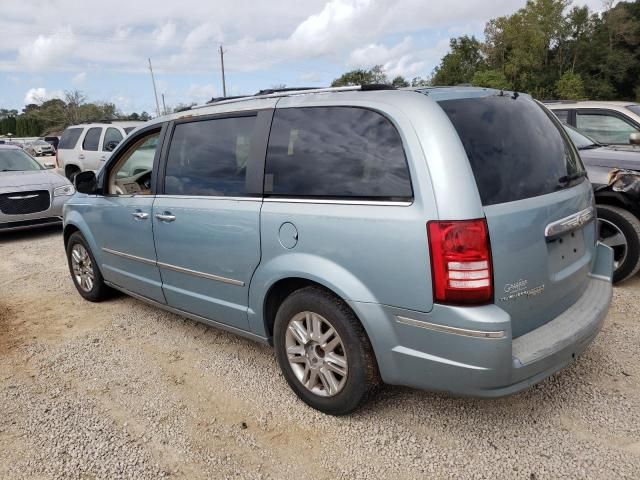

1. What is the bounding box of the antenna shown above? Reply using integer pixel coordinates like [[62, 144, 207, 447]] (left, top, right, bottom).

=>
[[148, 58, 161, 117]]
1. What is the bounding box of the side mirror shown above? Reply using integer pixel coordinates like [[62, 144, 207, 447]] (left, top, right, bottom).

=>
[[630, 132, 640, 145], [43, 162, 56, 169], [74, 170, 98, 194], [104, 140, 120, 152]]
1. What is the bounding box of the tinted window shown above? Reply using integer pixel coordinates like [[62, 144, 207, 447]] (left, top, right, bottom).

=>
[[0, 148, 42, 171], [439, 96, 583, 206], [164, 116, 256, 196], [576, 112, 639, 144], [124, 127, 137, 134], [58, 128, 83, 150], [103, 127, 123, 151], [82, 127, 102, 151], [264, 107, 412, 199], [627, 105, 640, 116], [552, 109, 569, 123]]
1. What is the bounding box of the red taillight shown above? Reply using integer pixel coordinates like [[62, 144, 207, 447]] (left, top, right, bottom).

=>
[[427, 219, 493, 305]]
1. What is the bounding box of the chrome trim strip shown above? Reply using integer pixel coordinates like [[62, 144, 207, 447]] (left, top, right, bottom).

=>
[[102, 247, 157, 266], [545, 206, 595, 239], [7, 194, 39, 200], [102, 248, 245, 286], [104, 281, 268, 344], [396, 315, 507, 339], [263, 198, 413, 206], [156, 261, 245, 286], [154, 195, 262, 202]]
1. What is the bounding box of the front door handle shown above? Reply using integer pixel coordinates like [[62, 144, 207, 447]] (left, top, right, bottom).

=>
[[155, 212, 176, 223], [131, 211, 149, 220]]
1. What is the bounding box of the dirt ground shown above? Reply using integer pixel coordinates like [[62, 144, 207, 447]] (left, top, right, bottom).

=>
[[1, 226, 639, 479]]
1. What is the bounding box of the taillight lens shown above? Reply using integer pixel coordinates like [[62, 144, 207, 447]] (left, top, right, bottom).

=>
[[427, 219, 493, 305]]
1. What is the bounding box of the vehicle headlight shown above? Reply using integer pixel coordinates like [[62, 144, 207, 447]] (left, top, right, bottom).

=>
[[54, 184, 75, 196]]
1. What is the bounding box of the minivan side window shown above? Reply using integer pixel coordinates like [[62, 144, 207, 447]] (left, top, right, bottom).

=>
[[264, 107, 412, 200], [164, 116, 256, 196], [83, 127, 102, 151], [58, 128, 83, 150]]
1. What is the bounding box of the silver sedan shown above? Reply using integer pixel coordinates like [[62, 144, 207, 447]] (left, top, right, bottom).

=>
[[0, 145, 75, 232]]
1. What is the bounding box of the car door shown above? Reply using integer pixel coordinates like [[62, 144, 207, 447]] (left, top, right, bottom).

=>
[[90, 124, 167, 303], [80, 126, 104, 171], [576, 109, 640, 145], [152, 110, 272, 331]]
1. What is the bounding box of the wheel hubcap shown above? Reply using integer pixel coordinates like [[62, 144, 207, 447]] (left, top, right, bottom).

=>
[[598, 218, 628, 272], [71, 244, 94, 292], [285, 311, 348, 397]]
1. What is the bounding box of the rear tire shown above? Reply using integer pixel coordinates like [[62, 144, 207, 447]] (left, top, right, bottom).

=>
[[597, 205, 640, 283], [66, 231, 112, 302], [274, 287, 379, 415]]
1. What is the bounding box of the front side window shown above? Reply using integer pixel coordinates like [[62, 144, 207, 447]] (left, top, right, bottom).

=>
[[82, 127, 102, 151], [108, 130, 160, 195], [552, 109, 570, 123], [103, 127, 123, 151], [576, 111, 640, 144], [264, 107, 412, 200], [164, 116, 256, 196]]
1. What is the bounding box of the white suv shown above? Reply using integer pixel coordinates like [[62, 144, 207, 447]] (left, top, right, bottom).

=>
[[57, 122, 144, 180]]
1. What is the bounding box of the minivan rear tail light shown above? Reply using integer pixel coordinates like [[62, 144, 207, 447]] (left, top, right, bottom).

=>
[[427, 219, 493, 305]]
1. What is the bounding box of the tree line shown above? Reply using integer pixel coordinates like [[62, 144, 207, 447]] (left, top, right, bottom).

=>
[[333, 0, 640, 101], [0, 91, 151, 137]]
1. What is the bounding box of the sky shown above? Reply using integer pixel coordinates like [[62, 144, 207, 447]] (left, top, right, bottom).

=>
[[0, 0, 605, 115]]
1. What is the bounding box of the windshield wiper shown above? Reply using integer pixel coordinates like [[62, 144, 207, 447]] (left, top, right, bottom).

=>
[[558, 171, 587, 185]]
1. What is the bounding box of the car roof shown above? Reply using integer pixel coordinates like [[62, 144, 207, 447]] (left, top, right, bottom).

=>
[[142, 85, 528, 128], [0, 144, 21, 150], [65, 121, 145, 129], [546, 100, 639, 108]]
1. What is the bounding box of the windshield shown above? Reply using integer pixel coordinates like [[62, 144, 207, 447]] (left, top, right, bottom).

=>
[[627, 105, 640, 117], [438, 95, 585, 206], [563, 124, 599, 149], [0, 148, 43, 171]]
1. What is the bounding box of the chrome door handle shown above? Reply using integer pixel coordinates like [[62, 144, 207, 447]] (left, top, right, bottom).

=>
[[155, 213, 176, 222], [131, 211, 149, 220], [78, 154, 85, 160]]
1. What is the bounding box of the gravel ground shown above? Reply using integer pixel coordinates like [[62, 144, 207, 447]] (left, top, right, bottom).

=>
[[1, 226, 639, 479]]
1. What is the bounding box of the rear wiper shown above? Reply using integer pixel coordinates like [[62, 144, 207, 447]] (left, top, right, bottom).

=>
[[558, 171, 587, 185]]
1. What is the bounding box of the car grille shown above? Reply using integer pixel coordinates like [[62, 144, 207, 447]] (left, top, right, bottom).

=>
[[0, 190, 50, 215]]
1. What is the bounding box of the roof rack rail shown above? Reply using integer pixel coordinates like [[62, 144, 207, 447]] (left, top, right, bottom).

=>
[[206, 95, 250, 104], [360, 83, 396, 91], [541, 99, 576, 104], [255, 87, 317, 96]]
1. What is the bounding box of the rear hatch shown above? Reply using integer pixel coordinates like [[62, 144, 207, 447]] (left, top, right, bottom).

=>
[[439, 94, 596, 337]]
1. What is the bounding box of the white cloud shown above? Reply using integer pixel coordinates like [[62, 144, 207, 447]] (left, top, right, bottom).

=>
[[17, 26, 75, 71], [71, 71, 86, 85], [186, 83, 217, 103], [152, 22, 176, 47], [24, 87, 64, 105], [184, 23, 222, 51]]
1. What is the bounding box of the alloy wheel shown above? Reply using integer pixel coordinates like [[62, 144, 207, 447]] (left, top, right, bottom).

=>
[[71, 244, 94, 292], [599, 218, 628, 271]]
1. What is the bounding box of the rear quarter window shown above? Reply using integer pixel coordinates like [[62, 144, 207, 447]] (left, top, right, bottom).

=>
[[264, 107, 412, 200], [438, 96, 583, 206], [58, 128, 83, 150]]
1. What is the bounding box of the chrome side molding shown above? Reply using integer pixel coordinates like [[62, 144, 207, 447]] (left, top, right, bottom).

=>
[[102, 248, 244, 286], [544, 206, 595, 239], [396, 315, 507, 339]]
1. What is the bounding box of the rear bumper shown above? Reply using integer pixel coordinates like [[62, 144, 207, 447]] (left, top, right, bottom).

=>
[[350, 242, 613, 397]]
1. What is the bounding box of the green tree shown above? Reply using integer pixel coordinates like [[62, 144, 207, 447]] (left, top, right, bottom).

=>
[[555, 71, 586, 99], [391, 75, 409, 87], [472, 70, 512, 90], [331, 65, 387, 86], [432, 35, 484, 86]]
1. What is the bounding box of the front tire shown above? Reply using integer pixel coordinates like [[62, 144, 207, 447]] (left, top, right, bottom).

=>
[[274, 287, 379, 415], [597, 205, 640, 283], [66, 232, 111, 302]]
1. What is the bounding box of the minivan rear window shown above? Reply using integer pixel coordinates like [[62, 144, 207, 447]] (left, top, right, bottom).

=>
[[439, 96, 584, 206], [264, 107, 412, 200], [58, 128, 83, 150]]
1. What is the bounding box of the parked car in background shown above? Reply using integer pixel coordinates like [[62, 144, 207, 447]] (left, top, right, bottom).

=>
[[44, 136, 60, 150], [547, 101, 640, 146], [0, 144, 74, 232], [57, 122, 143, 180], [25, 139, 55, 157], [63, 86, 613, 415], [563, 124, 640, 283]]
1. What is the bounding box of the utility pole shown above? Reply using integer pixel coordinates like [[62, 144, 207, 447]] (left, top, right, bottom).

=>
[[161, 93, 167, 115], [148, 58, 161, 117], [219, 45, 227, 97]]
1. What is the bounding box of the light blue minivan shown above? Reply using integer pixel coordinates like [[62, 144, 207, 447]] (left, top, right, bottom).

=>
[[64, 86, 614, 415]]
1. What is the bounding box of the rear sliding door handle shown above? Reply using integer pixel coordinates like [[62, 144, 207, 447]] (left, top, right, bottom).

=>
[[155, 212, 176, 223]]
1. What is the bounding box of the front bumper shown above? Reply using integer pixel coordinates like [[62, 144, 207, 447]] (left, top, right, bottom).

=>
[[350, 242, 613, 397]]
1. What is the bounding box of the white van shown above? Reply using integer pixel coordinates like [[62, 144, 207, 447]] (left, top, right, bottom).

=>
[[57, 122, 144, 180]]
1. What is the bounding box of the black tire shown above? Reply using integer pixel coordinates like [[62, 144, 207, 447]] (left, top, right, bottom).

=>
[[274, 286, 379, 415], [598, 205, 640, 283], [65, 231, 112, 302]]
